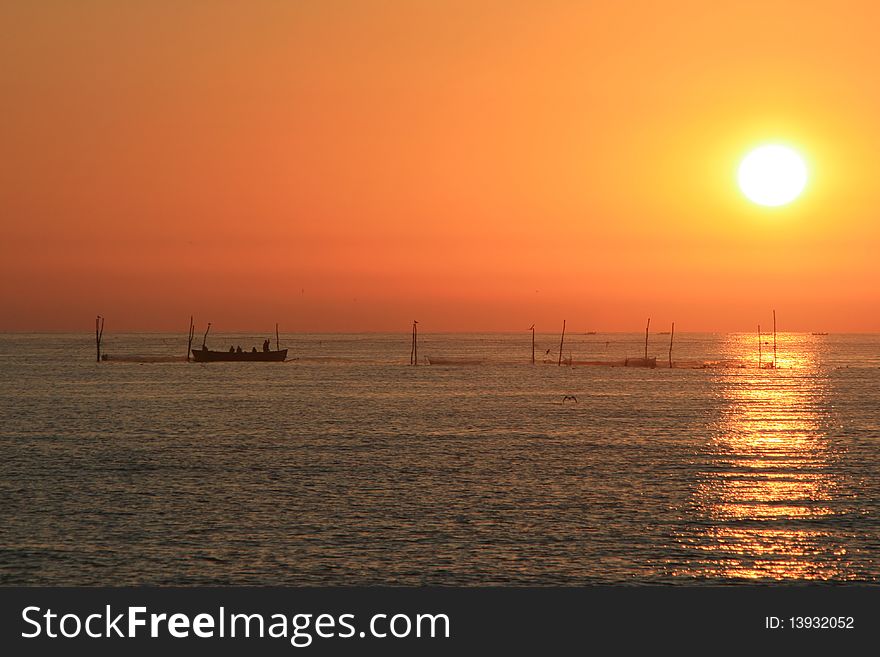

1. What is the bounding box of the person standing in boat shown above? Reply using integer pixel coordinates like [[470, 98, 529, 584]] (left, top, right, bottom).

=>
[[228, 346, 234, 353], [236, 345, 242, 353], [263, 339, 270, 352]]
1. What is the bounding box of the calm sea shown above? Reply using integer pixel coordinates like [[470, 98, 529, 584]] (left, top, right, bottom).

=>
[[1, 332, 878, 585]]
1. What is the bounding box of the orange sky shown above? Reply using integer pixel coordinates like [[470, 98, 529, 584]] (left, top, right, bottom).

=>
[[2, 1, 880, 332]]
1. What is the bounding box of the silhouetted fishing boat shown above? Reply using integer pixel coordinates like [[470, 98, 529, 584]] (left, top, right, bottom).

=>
[[624, 357, 657, 368], [190, 322, 287, 362], [191, 348, 287, 362], [425, 356, 485, 365]]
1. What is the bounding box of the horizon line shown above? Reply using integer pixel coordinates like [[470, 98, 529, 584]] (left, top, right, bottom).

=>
[[1, 329, 876, 335]]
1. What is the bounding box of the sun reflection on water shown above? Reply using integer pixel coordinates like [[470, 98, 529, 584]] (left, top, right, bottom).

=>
[[674, 333, 854, 581]]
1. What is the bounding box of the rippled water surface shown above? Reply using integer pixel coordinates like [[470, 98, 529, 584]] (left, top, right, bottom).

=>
[[1, 332, 878, 584]]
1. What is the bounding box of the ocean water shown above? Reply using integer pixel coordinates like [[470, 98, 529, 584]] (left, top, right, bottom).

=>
[[0, 331, 878, 585]]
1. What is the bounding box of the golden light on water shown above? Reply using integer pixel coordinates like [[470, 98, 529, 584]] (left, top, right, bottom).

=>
[[675, 334, 853, 581]]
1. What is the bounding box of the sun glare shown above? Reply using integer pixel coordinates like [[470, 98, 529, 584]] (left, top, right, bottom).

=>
[[737, 145, 808, 207]]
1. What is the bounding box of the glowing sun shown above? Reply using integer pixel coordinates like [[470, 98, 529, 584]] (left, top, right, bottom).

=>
[[737, 145, 808, 207]]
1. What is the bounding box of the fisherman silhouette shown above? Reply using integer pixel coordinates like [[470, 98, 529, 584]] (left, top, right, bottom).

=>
[[263, 339, 270, 352], [236, 345, 242, 353]]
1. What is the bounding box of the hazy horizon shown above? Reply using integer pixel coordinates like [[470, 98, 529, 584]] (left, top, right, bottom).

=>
[[0, 325, 869, 335]]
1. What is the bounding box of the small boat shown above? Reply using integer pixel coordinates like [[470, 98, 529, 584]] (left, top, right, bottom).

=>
[[811, 332, 829, 336], [624, 357, 657, 368], [425, 356, 485, 365], [191, 348, 287, 362], [191, 323, 287, 362]]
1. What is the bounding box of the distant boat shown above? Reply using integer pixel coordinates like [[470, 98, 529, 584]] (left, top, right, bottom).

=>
[[811, 332, 829, 336], [624, 357, 657, 368], [585, 331, 597, 335], [425, 356, 485, 365], [658, 331, 670, 335], [191, 348, 287, 362]]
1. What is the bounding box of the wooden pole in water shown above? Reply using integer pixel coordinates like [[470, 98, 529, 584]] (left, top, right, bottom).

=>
[[644, 317, 651, 359], [202, 322, 211, 350], [557, 320, 566, 366], [530, 324, 535, 364], [668, 322, 674, 368], [275, 323, 280, 351], [95, 315, 104, 362], [757, 324, 761, 369], [410, 320, 419, 365], [186, 316, 194, 362], [773, 309, 777, 369]]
